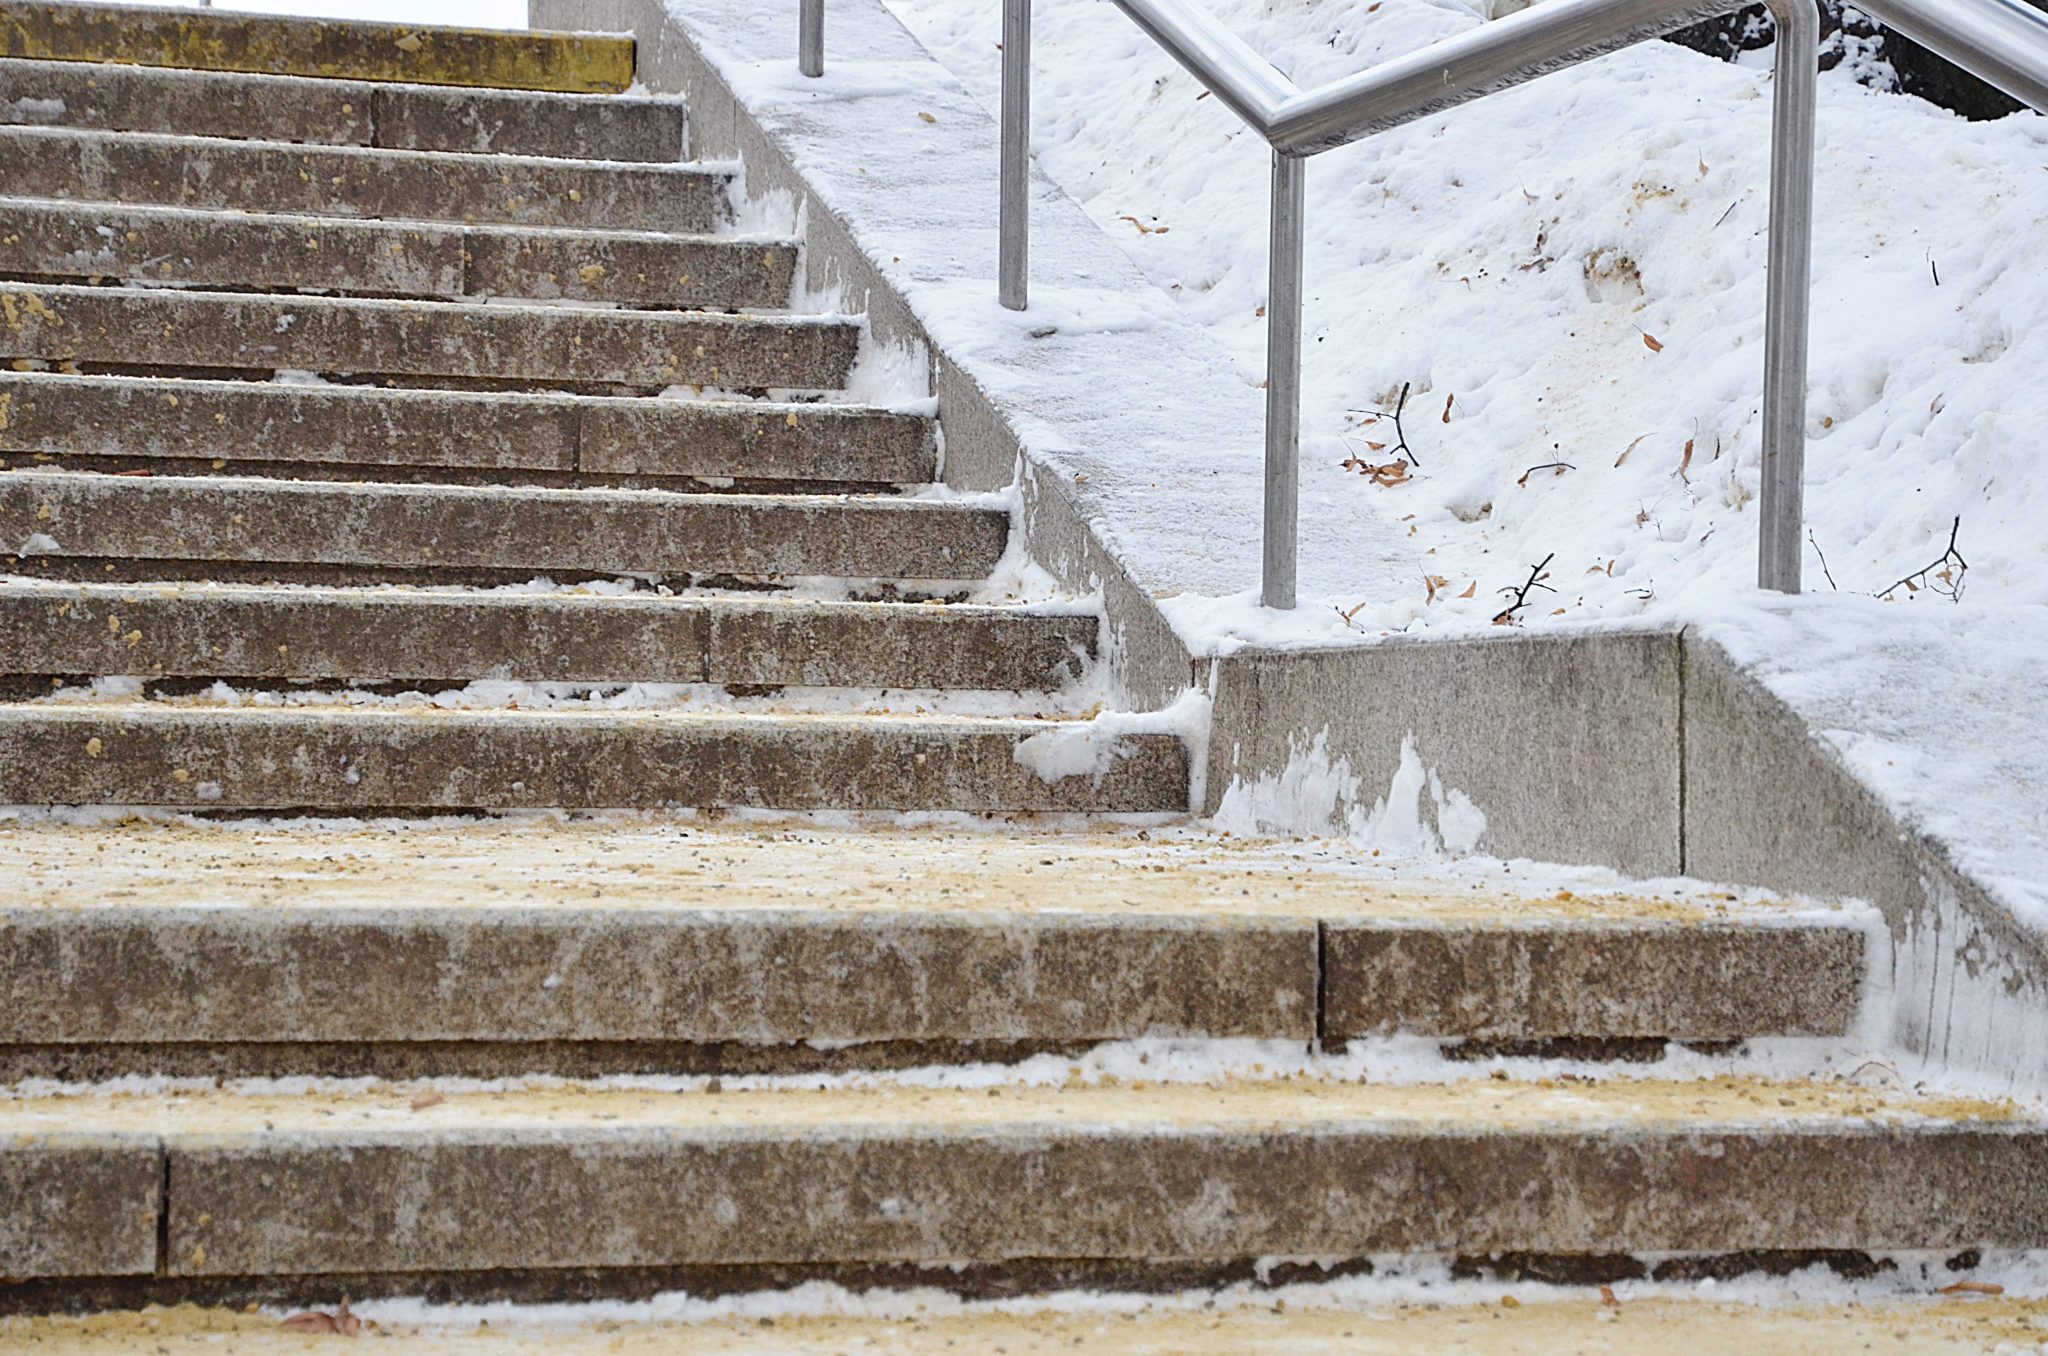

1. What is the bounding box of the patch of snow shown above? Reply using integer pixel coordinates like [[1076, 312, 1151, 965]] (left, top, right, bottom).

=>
[[1212, 730, 1486, 855]]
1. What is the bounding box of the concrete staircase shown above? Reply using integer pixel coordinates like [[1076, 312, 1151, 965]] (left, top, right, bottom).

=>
[[0, 0, 2041, 1321], [0, 0, 1184, 817]]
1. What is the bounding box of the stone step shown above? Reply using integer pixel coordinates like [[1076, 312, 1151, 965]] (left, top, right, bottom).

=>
[[0, 197, 796, 308], [0, 581, 1095, 691], [0, 821, 1870, 1078], [0, 374, 935, 486], [0, 284, 859, 390], [4, 1074, 2039, 1281], [0, 58, 687, 160], [0, 473, 1006, 580], [0, 0, 635, 92], [0, 704, 1191, 812], [11, 1292, 2048, 1354], [0, 125, 721, 231]]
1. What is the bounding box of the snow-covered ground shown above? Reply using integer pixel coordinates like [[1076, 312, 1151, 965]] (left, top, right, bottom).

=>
[[882, 0, 2047, 643]]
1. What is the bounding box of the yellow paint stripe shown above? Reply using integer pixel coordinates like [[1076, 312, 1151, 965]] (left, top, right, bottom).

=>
[[0, 1, 634, 93]]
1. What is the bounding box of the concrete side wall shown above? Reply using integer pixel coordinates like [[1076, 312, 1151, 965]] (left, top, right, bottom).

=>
[[1204, 630, 1684, 879], [1681, 635, 2048, 1088]]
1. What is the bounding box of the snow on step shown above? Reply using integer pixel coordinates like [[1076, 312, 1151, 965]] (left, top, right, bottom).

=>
[[0, 581, 1096, 691], [0, 197, 797, 308], [0, 125, 721, 231], [0, 283, 853, 388], [0, 704, 1191, 812], [3, 1075, 2040, 1280], [0, 820, 1869, 1062], [0, 58, 688, 160], [0, 0, 635, 92], [0, 373, 936, 485]]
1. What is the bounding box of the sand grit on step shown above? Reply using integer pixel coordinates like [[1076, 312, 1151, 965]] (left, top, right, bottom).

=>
[[7, 1292, 2048, 1353]]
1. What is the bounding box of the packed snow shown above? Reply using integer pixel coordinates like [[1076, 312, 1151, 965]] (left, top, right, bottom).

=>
[[881, 0, 2048, 647]]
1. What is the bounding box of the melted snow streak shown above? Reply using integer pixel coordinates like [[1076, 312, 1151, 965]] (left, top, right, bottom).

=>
[[884, 0, 2048, 643]]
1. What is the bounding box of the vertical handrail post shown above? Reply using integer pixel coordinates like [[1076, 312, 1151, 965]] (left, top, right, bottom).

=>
[[1263, 150, 1304, 610], [1757, 0, 1817, 592], [799, 0, 825, 78], [999, 0, 1031, 310]]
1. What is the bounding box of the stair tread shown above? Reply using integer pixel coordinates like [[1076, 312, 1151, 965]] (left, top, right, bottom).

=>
[[0, 818, 1862, 928], [11, 1293, 2048, 1356], [0, 1073, 2025, 1140]]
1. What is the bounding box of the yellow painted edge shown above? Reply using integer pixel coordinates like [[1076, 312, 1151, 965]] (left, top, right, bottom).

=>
[[0, 5, 635, 92]]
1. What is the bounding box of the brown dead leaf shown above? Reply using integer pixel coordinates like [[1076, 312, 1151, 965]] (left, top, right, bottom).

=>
[[1599, 1285, 1621, 1308], [1424, 574, 1449, 604], [279, 1296, 360, 1337], [409, 1092, 444, 1111], [1119, 215, 1161, 235], [1458, 581, 1477, 599], [1642, 332, 1664, 353], [1614, 434, 1647, 468], [917, 111, 937, 124], [1678, 437, 1694, 482], [1341, 453, 1412, 487], [1441, 393, 1455, 423], [1500, 1295, 1520, 1309], [1938, 1281, 2004, 1296], [1255, 305, 1266, 317]]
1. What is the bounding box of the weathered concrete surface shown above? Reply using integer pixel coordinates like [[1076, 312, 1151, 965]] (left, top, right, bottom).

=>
[[0, 582, 1095, 689], [0, 283, 859, 389], [0, 1133, 159, 1279], [0, 704, 1191, 811], [0, 907, 1311, 1044], [0, 0, 635, 92], [0, 373, 934, 482], [0, 199, 794, 308], [0, 1077, 2015, 1275], [463, 227, 794, 307], [0, 196, 466, 296], [0, 59, 688, 160], [0, 818, 1877, 1050], [0, 473, 1006, 578], [0, 126, 719, 231], [1325, 921, 1865, 1040], [1203, 629, 1683, 877], [370, 82, 685, 161]]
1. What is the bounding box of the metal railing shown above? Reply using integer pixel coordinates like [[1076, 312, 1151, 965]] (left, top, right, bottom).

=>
[[805, 0, 2048, 608]]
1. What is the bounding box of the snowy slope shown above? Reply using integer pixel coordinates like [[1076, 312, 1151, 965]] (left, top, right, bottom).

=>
[[882, 0, 2048, 648]]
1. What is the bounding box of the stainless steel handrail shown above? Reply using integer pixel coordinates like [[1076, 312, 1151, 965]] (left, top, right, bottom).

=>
[[803, 0, 2048, 608]]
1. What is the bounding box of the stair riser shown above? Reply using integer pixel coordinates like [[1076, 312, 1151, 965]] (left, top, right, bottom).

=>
[[0, 127, 718, 231], [0, 59, 688, 160], [15, 1124, 2044, 1281], [0, 911, 1311, 1046], [1330, 926, 1866, 1040], [0, 591, 1093, 690], [0, 375, 935, 483], [0, 710, 1189, 812], [0, 913, 1867, 1056], [0, 1, 635, 92], [1, 477, 1005, 578], [0, 200, 796, 308], [0, 285, 859, 389]]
